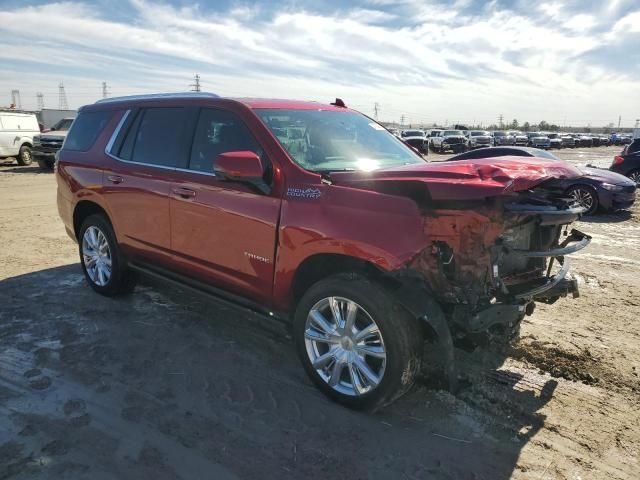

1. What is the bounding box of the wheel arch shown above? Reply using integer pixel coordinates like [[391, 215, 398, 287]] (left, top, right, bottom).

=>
[[73, 200, 112, 241], [290, 253, 385, 307]]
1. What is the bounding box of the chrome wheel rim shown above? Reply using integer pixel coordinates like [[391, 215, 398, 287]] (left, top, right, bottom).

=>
[[81, 226, 112, 286], [630, 171, 640, 185], [21, 150, 32, 163], [304, 297, 386, 396], [570, 188, 594, 211]]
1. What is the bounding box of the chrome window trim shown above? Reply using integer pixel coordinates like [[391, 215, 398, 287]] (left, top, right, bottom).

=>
[[104, 108, 217, 176], [175, 167, 216, 177], [104, 109, 130, 155]]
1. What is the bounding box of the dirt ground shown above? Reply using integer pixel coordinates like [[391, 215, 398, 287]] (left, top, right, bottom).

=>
[[1, 146, 638, 479]]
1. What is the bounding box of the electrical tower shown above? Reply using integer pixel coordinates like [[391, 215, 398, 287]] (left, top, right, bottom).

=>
[[36, 92, 44, 110], [190, 74, 201, 92], [11, 90, 22, 109], [498, 114, 504, 128], [374, 102, 379, 120], [102, 81, 109, 99], [400, 114, 405, 126], [618, 115, 621, 129], [58, 82, 68, 110]]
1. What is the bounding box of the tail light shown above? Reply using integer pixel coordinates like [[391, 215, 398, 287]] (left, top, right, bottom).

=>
[[613, 155, 624, 166]]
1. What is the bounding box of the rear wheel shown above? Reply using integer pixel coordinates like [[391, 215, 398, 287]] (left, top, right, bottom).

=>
[[78, 214, 136, 296], [294, 274, 423, 411], [567, 185, 599, 215], [16, 145, 33, 166]]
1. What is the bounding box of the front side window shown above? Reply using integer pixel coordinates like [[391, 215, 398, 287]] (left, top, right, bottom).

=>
[[189, 108, 262, 173], [255, 109, 424, 173], [64, 110, 113, 151]]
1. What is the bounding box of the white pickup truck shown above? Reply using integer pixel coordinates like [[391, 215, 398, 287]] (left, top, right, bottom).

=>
[[0, 111, 40, 166]]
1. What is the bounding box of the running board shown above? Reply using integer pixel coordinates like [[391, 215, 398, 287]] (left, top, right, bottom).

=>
[[128, 261, 288, 323]]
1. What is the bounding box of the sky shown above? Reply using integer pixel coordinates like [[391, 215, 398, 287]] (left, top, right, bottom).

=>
[[0, 0, 638, 127]]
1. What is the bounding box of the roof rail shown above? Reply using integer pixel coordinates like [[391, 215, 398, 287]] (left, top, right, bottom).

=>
[[95, 92, 219, 104]]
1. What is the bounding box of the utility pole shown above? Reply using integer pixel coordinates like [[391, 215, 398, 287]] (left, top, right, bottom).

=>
[[58, 82, 68, 110], [36, 92, 44, 110], [11, 90, 22, 109], [400, 114, 405, 126], [498, 114, 504, 128], [102, 81, 109, 99], [374, 102, 379, 120], [190, 74, 201, 92], [618, 115, 621, 129]]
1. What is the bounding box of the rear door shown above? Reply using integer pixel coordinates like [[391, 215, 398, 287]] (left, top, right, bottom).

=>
[[169, 107, 281, 305], [102, 106, 193, 265]]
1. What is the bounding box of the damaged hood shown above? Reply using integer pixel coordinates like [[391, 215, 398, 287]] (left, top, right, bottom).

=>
[[330, 156, 582, 200]]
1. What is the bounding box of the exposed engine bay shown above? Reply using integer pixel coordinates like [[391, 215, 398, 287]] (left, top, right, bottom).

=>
[[406, 186, 591, 343]]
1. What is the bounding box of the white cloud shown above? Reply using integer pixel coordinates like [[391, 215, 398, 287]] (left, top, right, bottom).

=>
[[0, 1, 637, 126]]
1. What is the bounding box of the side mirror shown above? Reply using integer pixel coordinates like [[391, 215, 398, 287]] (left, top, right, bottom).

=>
[[213, 151, 270, 194]]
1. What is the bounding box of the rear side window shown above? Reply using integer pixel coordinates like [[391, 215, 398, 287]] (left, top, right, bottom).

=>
[[627, 139, 640, 155], [64, 111, 113, 151], [116, 108, 189, 167]]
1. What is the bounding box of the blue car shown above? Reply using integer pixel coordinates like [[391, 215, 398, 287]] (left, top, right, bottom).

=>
[[447, 146, 637, 215]]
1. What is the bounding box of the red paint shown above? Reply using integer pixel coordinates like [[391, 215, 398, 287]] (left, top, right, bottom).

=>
[[330, 157, 582, 200], [57, 96, 582, 314], [214, 151, 264, 179]]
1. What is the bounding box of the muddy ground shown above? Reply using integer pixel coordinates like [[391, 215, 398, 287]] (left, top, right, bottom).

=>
[[0, 146, 638, 479]]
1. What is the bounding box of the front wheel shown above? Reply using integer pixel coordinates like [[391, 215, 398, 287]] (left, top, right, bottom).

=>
[[567, 185, 599, 215], [294, 274, 423, 411], [16, 145, 33, 166], [78, 214, 136, 296]]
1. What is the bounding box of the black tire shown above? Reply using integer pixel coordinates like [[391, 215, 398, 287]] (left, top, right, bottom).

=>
[[37, 158, 54, 170], [16, 145, 33, 166], [567, 185, 599, 215], [293, 273, 423, 411], [78, 214, 136, 296]]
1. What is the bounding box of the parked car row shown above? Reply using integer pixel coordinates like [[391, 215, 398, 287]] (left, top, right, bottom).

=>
[[394, 127, 629, 153], [0, 110, 76, 169]]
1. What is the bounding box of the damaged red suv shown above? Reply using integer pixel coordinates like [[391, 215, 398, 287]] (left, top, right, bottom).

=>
[[57, 93, 590, 410]]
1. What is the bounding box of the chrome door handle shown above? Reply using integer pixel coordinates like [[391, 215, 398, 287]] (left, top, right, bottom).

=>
[[172, 187, 196, 199], [107, 175, 124, 184]]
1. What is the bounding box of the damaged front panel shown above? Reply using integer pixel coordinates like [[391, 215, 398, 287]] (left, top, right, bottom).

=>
[[403, 188, 590, 341]]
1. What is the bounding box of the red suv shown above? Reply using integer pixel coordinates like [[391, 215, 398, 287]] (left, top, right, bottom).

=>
[[57, 93, 590, 410]]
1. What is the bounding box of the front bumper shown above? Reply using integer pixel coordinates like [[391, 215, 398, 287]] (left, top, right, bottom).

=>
[[33, 146, 60, 158]]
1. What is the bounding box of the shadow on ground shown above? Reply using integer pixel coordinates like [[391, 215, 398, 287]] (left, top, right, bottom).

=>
[[0, 265, 556, 479], [580, 209, 634, 224]]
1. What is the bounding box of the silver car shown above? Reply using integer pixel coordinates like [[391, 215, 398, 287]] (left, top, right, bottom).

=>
[[467, 130, 492, 149]]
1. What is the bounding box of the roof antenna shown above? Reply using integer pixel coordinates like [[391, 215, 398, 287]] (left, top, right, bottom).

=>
[[330, 98, 346, 107]]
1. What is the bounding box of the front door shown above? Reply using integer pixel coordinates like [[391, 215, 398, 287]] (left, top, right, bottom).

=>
[[169, 107, 281, 305]]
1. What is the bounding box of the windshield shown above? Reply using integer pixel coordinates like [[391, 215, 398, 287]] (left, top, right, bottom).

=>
[[53, 118, 74, 131], [255, 109, 425, 172], [444, 130, 463, 136], [470, 131, 486, 136], [494, 131, 506, 136]]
